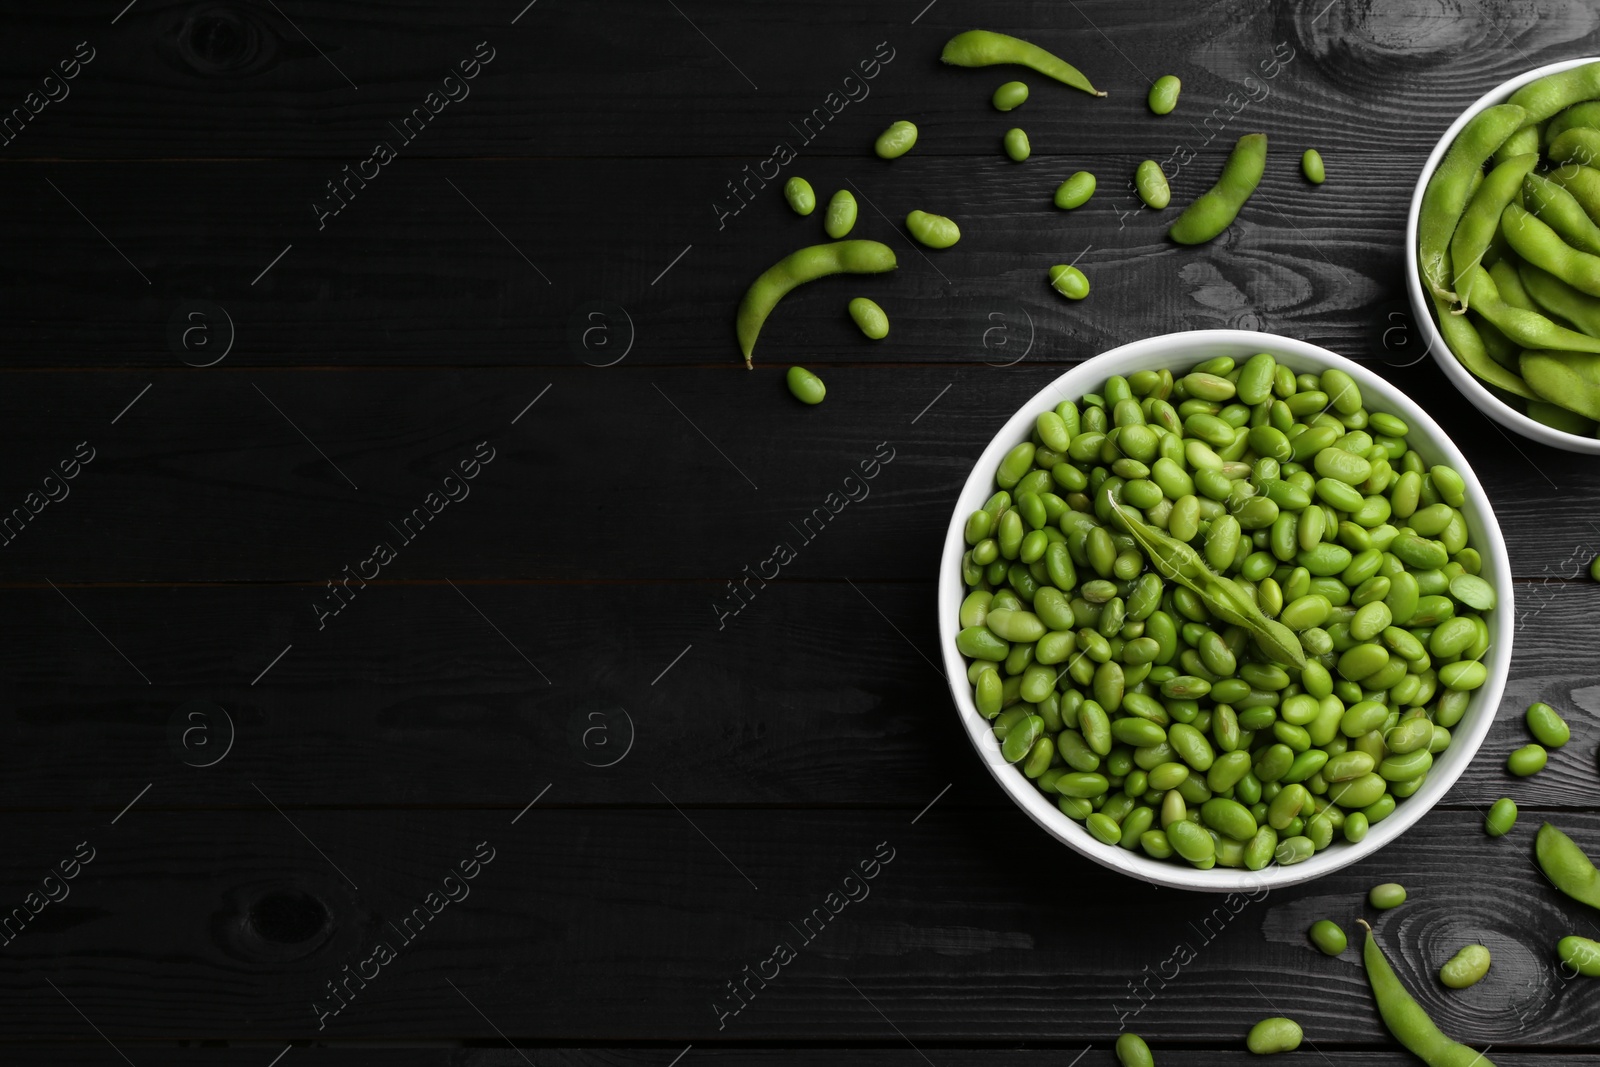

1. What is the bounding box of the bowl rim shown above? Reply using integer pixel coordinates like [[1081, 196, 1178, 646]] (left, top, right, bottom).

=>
[[1403, 55, 1600, 455], [938, 329, 1513, 892]]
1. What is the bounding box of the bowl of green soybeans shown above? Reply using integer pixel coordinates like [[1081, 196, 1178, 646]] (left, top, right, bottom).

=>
[[940, 330, 1512, 891], [1406, 56, 1600, 454]]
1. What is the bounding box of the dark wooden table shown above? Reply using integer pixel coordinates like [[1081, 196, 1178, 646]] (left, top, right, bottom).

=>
[[6, 0, 1600, 1062]]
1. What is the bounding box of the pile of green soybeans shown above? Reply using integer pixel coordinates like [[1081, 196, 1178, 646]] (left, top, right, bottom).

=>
[[955, 352, 1498, 872], [1420, 61, 1600, 437]]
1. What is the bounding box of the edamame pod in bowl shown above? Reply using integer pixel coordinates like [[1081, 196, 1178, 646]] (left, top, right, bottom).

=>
[[940, 331, 1510, 891]]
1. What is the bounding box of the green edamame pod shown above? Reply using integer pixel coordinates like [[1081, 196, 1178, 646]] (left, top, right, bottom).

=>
[[824, 189, 858, 239], [1302, 149, 1325, 184], [1135, 160, 1170, 209], [848, 297, 889, 340], [1054, 171, 1096, 210], [1360, 921, 1499, 1066], [1147, 75, 1180, 115], [1510, 62, 1600, 124], [906, 210, 961, 249], [1520, 349, 1600, 421], [1537, 822, 1600, 910], [1003, 127, 1030, 162], [874, 120, 918, 160], [1418, 103, 1526, 301], [1458, 262, 1600, 354], [1169, 133, 1267, 246], [1429, 292, 1538, 399], [1523, 172, 1600, 255], [940, 29, 1105, 96], [1450, 152, 1538, 303], [737, 240, 897, 367], [1501, 201, 1600, 301], [783, 176, 816, 216], [992, 80, 1029, 111]]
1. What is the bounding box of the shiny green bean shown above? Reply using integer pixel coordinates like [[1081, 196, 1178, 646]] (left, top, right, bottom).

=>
[[786, 365, 826, 405], [1302, 149, 1325, 184], [848, 297, 889, 340], [874, 120, 918, 160], [1246, 1017, 1303, 1055], [1439, 944, 1490, 989], [1003, 127, 1030, 162], [1136, 160, 1170, 210], [1054, 171, 1096, 210], [906, 209, 961, 249], [1309, 919, 1347, 956], [783, 176, 816, 216], [1148, 75, 1181, 115], [992, 80, 1029, 111]]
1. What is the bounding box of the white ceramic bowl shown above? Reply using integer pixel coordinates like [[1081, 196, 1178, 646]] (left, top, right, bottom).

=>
[[939, 330, 1513, 892], [1405, 56, 1600, 455]]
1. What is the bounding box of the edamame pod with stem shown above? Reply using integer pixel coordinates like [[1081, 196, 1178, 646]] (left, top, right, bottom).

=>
[[736, 241, 897, 367], [1359, 921, 1499, 1066], [1430, 292, 1538, 399], [940, 29, 1105, 96], [1448, 152, 1537, 305], [1418, 103, 1526, 301], [1169, 133, 1267, 245]]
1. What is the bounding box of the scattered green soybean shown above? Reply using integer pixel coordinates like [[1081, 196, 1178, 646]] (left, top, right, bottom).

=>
[[906, 209, 961, 248], [1369, 882, 1407, 910], [824, 189, 858, 238], [1508, 744, 1548, 776], [1115, 1032, 1154, 1067], [1485, 797, 1518, 837], [1049, 264, 1089, 300], [1246, 1017, 1303, 1055], [1055, 171, 1097, 209], [1147, 75, 1180, 115], [783, 177, 815, 215], [1003, 127, 1031, 162], [874, 120, 918, 159], [846, 297, 890, 340], [1559, 934, 1600, 976], [785, 366, 826, 405], [1526, 702, 1571, 747], [1309, 919, 1347, 956], [1302, 148, 1325, 184], [1439, 944, 1491, 989], [1136, 160, 1170, 209], [992, 80, 1029, 111]]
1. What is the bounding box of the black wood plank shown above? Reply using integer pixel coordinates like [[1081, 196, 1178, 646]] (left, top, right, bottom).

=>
[[0, 366, 1591, 583], [0, 579, 1593, 810], [0, 807, 1595, 1044], [3, 1, 1598, 160]]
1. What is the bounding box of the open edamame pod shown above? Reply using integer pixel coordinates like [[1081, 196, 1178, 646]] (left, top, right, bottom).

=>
[[735, 240, 897, 367], [1521, 350, 1600, 420], [1359, 921, 1500, 1066], [940, 29, 1104, 96], [1448, 152, 1537, 305], [1418, 103, 1526, 301], [1168, 133, 1267, 245]]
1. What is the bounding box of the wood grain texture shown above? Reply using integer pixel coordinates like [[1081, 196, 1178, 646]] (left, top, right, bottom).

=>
[[1, 807, 1597, 1044]]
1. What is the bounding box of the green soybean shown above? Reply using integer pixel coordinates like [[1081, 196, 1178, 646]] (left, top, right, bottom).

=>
[[823, 189, 857, 239], [1526, 701, 1571, 747], [1302, 149, 1325, 184], [1048, 264, 1090, 301], [1147, 75, 1181, 115], [1136, 160, 1170, 209], [1439, 944, 1491, 989], [1003, 127, 1030, 162], [846, 296, 890, 341], [786, 366, 826, 405], [1485, 797, 1518, 837], [906, 209, 961, 249], [1115, 1032, 1154, 1067], [1054, 171, 1096, 210], [783, 176, 816, 215], [1309, 919, 1347, 956], [1246, 1017, 1303, 1055], [992, 80, 1029, 111], [1369, 882, 1407, 910], [1559, 935, 1600, 977], [1169, 133, 1268, 245], [873, 120, 918, 159], [1508, 744, 1547, 777], [737, 240, 897, 366]]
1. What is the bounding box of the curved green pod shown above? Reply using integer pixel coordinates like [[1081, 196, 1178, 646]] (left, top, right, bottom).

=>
[[1418, 103, 1526, 301], [735, 240, 897, 367], [1169, 133, 1267, 245], [940, 29, 1104, 96]]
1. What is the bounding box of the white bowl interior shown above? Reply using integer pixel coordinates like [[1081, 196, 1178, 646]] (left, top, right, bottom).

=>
[[939, 330, 1513, 892], [1404, 55, 1600, 455]]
